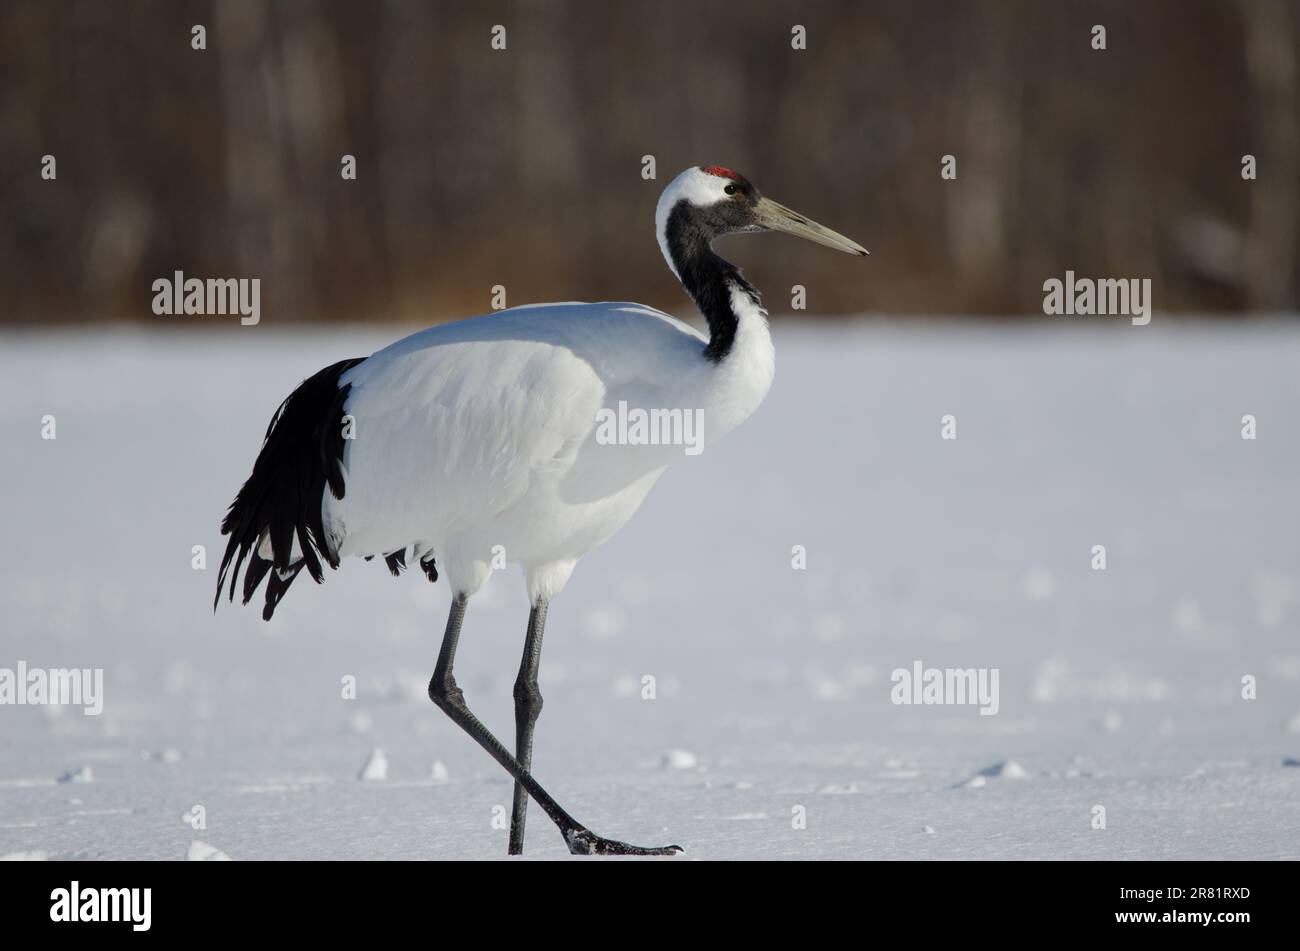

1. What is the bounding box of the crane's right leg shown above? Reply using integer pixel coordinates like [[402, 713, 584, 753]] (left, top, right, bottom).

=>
[[427, 593, 681, 857], [508, 598, 548, 855]]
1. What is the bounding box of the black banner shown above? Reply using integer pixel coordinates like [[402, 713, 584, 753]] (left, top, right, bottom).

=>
[[0, 859, 1283, 938]]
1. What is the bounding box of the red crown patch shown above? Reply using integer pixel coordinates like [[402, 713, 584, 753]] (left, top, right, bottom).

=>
[[701, 165, 742, 180]]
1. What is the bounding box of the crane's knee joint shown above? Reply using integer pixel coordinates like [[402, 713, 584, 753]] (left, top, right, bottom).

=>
[[512, 678, 543, 717], [428, 675, 465, 711]]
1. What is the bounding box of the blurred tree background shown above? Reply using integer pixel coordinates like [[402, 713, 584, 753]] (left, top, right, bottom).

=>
[[1, 0, 1297, 325]]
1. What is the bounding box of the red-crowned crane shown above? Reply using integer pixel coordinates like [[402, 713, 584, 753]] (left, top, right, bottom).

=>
[[215, 165, 867, 855]]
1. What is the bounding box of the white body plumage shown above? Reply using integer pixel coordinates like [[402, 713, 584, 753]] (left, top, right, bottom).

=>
[[325, 293, 774, 603]]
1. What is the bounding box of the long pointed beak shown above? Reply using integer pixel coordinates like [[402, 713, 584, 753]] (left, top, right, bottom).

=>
[[754, 197, 868, 256]]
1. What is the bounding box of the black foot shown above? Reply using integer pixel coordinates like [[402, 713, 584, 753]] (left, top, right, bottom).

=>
[[565, 828, 683, 856]]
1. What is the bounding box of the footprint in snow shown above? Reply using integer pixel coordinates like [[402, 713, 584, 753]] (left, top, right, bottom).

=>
[[358, 747, 388, 782], [661, 749, 697, 770], [957, 759, 1028, 787], [56, 766, 93, 784], [187, 840, 231, 861]]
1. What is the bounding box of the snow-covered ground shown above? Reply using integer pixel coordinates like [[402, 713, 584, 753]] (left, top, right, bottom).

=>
[[2, 319, 1298, 860]]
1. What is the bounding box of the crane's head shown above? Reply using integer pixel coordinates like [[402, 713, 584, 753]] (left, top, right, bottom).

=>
[[655, 165, 867, 279]]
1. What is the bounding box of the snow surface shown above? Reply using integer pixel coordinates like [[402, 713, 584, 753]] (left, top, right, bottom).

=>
[[1, 319, 1299, 860]]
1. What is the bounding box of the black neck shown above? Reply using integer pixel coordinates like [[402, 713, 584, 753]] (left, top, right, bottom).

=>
[[666, 203, 762, 363]]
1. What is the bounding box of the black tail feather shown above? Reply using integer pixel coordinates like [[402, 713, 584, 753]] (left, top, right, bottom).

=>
[[262, 564, 305, 621], [377, 547, 438, 583], [214, 357, 365, 620], [242, 553, 273, 605], [384, 550, 407, 576]]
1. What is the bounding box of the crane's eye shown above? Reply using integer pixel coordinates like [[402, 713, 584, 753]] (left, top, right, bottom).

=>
[[723, 183, 738, 195]]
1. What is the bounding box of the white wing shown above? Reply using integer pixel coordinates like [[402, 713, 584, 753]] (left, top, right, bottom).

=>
[[327, 302, 708, 569]]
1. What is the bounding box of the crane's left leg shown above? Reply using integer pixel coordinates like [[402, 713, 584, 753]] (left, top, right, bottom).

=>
[[429, 593, 680, 856], [508, 598, 547, 854]]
